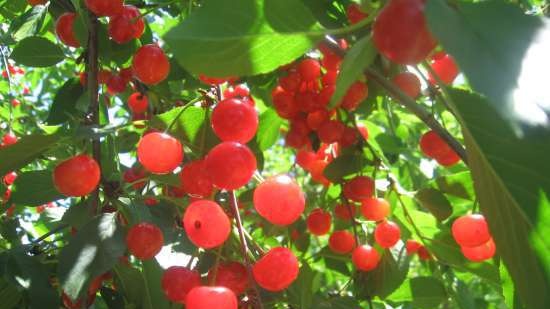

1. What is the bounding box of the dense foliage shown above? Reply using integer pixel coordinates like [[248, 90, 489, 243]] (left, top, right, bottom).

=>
[[0, 0, 549, 308]]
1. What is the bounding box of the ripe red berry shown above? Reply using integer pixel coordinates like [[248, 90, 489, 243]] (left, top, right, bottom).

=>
[[161, 266, 201, 304], [199, 75, 235, 85], [271, 87, 299, 119], [343, 176, 375, 202], [373, 0, 436, 64], [279, 71, 302, 92], [328, 230, 356, 254], [183, 200, 231, 249], [419, 131, 452, 159], [137, 132, 183, 174], [341, 81, 368, 111], [84, 0, 123, 17], [393, 72, 421, 98], [3, 172, 17, 186], [361, 197, 391, 221], [223, 84, 250, 99], [285, 129, 309, 149], [428, 52, 459, 85], [306, 208, 332, 236], [208, 262, 249, 295], [451, 214, 491, 247], [306, 110, 329, 131], [297, 58, 321, 82], [11, 99, 21, 107], [418, 246, 431, 260], [127, 92, 148, 114], [318, 120, 345, 144], [254, 175, 305, 226], [461, 238, 496, 262], [318, 84, 335, 106], [205, 142, 257, 190], [106, 74, 127, 95], [53, 155, 100, 197], [186, 286, 238, 309], [252, 247, 299, 292], [347, 3, 369, 24], [295, 150, 316, 170], [211, 98, 258, 143], [334, 203, 356, 221], [352, 245, 380, 271], [108, 5, 144, 44], [126, 222, 164, 260], [309, 159, 330, 186], [132, 44, 170, 85], [178, 160, 213, 198], [406, 239, 423, 255], [357, 123, 369, 140], [339, 127, 359, 147], [28, 0, 48, 5], [374, 220, 401, 248], [435, 149, 461, 167], [56, 13, 80, 48]]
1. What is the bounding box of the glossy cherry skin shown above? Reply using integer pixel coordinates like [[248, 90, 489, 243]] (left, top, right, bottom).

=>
[[451, 214, 491, 247], [126, 222, 164, 260], [295, 150, 317, 170], [56, 13, 80, 48], [3, 172, 17, 186], [339, 127, 359, 148], [329, 230, 356, 254], [179, 160, 213, 198], [223, 84, 250, 99], [347, 3, 369, 24], [161, 266, 201, 304], [84, 0, 123, 17], [429, 52, 459, 85], [271, 86, 299, 119], [53, 154, 100, 197], [183, 200, 231, 249], [254, 175, 305, 226], [205, 142, 257, 190], [343, 176, 375, 202], [436, 149, 460, 167], [309, 159, 330, 186], [318, 120, 345, 144], [108, 5, 144, 44], [306, 109, 330, 131], [352, 245, 381, 271], [252, 247, 299, 292], [127, 92, 148, 114], [306, 208, 332, 236], [334, 203, 356, 221], [419, 130, 452, 158], [461, 238, 496, 262], [186, 286, 238, 309], [361, 197, 391, 221], [132, 44, 170, 85], [106, 74, 127, 95], [208, 262, 249, 295], [297, 58, 321, 82], [405, 239, 422, 255], [373, 0, 436, 64], [375, 220, 401, 248], [341, 81, 368, 111], [393, 72, 421, 98], [28, 0, 48, 5], [211, 98, 258, 143], [137, 132, 183, 174]]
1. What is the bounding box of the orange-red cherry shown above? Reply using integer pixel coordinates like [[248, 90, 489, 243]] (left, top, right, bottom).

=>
[[451, 214, 491, 247], [328, 230, 356, 254], [208, 262, 249, 295], [28, 0, 48, 5], [347, 3, 369, 24], [334, 203, 356, 221], [205, 142, 257, 190], [108, 5, 144, 44], [186, 286, 238, 309], [56, 13, 80, 48], [53, 154, 100, 197], [361, 197, 391, 221], [374, 220, 401, 248], [393, 72, 421, 98], [341, 81, 368, 111], [84, 0, 123, 17], [178, 160, 213, 198], [161, 266, 201, 304], [127, 92, 148, 114], [352, 245, 380, 271], [137, 132, 183, 174], [343, 176, 375, 201], [318, 120, 345, 144], [297, 58, 321, 82], [252, 247, 299, 292], [461, 238, 496, 262], [306, 208, 332, 236], [211, 98, 258, 143], [183, 200, 231, 249], [132, 44, 170, 85], [253, 175, 305, 226], [429, 52, 459, 85], [126, 222, 164, 260]]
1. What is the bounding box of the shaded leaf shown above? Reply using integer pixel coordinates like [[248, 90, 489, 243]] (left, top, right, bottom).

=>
[[0, 133, 63, 176], [46, 79, 85, 125], [10, 36, 64, 67], [10, 170, 64, 207], [256, 108, 283, 151], [415, 188, 453, 221]]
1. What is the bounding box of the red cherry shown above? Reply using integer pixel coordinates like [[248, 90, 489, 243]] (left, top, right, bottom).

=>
[[252, 247, 299, 292], [297, 58, 321, 82], [28, 0, 48, 5], [186, 286, 238, 309], [279, 71, 302, 92], [309, 160, 330, 186], [419, 130, 452, 158], [106, 74, 127, 95], [321, 69, 338, 85], [317, 84, 335, 106], [208, 262, 249, 295], [343, 176, 375, 202], [373, 0, 436, 64], [223, 84, 250, 99], [132, 44, 170, 85], [361, 197, 391, 221], [161, 266, 201, 304], [406, 239, 422, 255], [318, 120, 345, 144], [429, 52, 459, 85], [84, 0, 123, 17], [393, 72, 421, 98], [56, 13, 80, 48], [347, 3, 369, 24], [127, 92, 148, 114], [461, 238, 496, 262], [328, 230, 356, 254], [178, 160, 213, 198], [334, 203, 356, 221], [3, 172, 17, 186], [211, 98, 258, 143], [295, 150, 316, 170], [205, 142, 257, 190], [285, 129, 309, 149], [352, 245, 380, 271], [357, 123, 369, 140], [306, 110, 329, 131], [374, 220, 401, 248], [339, 127, 359, 147], [341, 81, 368, 111], [451, 214, 491, 247], [144, 197, 158, 206], [11, 99, 21, 107], [126, 222, 164, 260], [120, 67, 134, 82], [183, 200, 231, 249], [108, 5, 144, 44], [137, 132, 183, 174], [198, 75, 235, 85], [306, 208, 332, 236], [53, 155, 100, 197], [254, 175, 305, 226], [271, 87, 299, 119], [435, 149, 461, 167], [418, 246, 431, 260]]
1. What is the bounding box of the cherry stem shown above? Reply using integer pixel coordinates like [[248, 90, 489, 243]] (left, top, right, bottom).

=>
[[30, 224, 69, 247], [209, 246, 223, 285], [229, 190, 264, 309], [165, 97, 202, 133], [342, 196, 360, 246]]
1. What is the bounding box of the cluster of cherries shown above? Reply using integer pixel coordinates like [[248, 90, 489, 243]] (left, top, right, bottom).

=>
[[452, 214, 496, 262], [1, 133, 19, 216]]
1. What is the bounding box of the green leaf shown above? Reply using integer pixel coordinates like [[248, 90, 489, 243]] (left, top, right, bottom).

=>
[[312, 296, 360, 309], [329, 36, 377, 109], [0, 133, 63, 176], [113, 265, 145, 308], [9, 170, 64, 207], [388, 277, 446, 309], [46, 79, 85, 125], [9, 5, 47, 41], [10, 36, 64, 67], [256, 108, 283, 151], [164, 0, 323, 77], [415, 188, 453, 221], [323, 153, 366, 183], [449, 88, 550, 309], [58, 213, 126, 300], [62, 200, 94, 229], [433, 171, 475, 200], [141, 260, 171, 309], [425, 0, 550, 128], [288, 263, 320, 309], [0, 279, 22, 309]]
